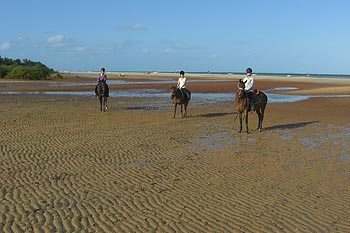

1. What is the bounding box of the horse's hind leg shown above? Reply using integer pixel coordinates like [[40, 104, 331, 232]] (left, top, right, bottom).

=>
[[104, 97, 108, 111], [173, 104, 177, 118], [184, 103, 188, 117], [260, 104, 267, 131], [245, 110, 249, 134], [181, 104, 184, 118], [256, 110, 262, 131]]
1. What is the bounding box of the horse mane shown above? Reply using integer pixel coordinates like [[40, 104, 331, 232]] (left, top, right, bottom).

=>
[[170, 86, 183, 99]]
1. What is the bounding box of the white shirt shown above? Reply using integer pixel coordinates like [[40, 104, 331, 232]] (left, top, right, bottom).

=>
[[242, 75, 254, 92], [177, 77, 187, 89]]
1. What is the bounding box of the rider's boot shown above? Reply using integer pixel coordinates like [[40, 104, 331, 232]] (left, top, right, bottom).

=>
[[250, 102, 255, 111]]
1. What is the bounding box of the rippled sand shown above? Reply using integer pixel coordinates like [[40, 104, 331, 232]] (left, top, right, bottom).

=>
[[0, 76, 350, 232]]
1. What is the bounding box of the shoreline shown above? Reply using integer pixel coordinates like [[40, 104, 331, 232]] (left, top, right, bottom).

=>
[[1, 72, 349, 96]]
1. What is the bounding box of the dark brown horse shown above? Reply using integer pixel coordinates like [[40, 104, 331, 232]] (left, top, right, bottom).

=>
[[235, 79, 268, 133], [170, 86, 190, 118], [96, 81, 108, 112]]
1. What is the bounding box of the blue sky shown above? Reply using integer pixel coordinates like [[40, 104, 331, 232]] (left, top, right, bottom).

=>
[[1, 0, 350, 74]]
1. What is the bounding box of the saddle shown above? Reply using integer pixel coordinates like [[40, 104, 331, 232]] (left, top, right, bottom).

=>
[[248, 91, 261, 111]]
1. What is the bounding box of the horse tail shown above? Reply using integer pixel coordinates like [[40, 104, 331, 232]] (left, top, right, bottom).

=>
[[258, 92, 268, 121]]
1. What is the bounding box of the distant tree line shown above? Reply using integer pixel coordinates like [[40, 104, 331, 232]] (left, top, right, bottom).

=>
[[0, 56, 57, 80]]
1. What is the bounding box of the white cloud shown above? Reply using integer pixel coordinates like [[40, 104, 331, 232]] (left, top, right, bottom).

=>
[[0, 42, 11, 51], [47, 34, 66, 47], [164, 48, 174, 53], [141, 48, 150, 54], [16, 36, 24, 42], [116, 23, 146, 31], [73, 46, 86, 52]]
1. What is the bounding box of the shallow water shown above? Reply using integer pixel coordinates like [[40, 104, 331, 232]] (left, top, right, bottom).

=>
[[0, 90, 311, 104], [0, 78, 231, 87], [2, 83, 350, 109]]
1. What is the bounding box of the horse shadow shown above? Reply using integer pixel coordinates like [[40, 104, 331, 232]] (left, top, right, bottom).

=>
[[193, 112, 236, 118], [265, 121, 319, 131]]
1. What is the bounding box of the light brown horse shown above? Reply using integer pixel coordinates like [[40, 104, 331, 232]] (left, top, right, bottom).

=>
[[235, 79, 268, 133], [170, 86, 190, 118]]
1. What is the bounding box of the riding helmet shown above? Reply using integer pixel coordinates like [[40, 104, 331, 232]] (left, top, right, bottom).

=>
[[246, 68, 252, 73]]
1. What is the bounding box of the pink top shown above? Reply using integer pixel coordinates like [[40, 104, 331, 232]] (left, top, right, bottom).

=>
[[97, 73, 107, 82]]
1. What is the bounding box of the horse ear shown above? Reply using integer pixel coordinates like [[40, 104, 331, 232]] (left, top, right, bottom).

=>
[[244, 80, 247, 83], [239, 79, 242, 82]]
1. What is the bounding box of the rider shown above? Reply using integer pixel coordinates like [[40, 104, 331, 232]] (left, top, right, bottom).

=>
[[242, 67, 257, 111], [95, 68, 109, 97], [177, 70, 191, 101]]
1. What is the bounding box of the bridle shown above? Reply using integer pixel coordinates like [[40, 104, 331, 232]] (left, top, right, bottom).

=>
[[237, 83, 246, 98], [170, 86, 177, 99]]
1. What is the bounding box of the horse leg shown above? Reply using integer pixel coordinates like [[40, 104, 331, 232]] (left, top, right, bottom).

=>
[[181, 104, 184, 118], [104, 97, 108, 111], [256, 110, 262, 131], [184, 102, 188, 117], [245, 110, 249, 134], [103, 97, 106, 112], [239, 113, 242, 133], [173, 104, 177, 118], [99, 96, 103, 111], [260, 105, 266, 130]]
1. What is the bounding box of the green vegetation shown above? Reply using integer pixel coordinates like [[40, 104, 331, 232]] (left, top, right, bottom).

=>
[[0, 56, 56, 80]]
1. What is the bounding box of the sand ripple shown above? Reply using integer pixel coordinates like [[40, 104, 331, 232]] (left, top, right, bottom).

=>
[[0, 95, 350, 232]]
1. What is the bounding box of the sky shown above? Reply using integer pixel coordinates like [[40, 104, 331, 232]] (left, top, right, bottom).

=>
[[1, 0, 350, 74]]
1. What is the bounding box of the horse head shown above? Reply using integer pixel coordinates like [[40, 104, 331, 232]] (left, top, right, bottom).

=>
[[237, 79, 247, 99], [169, 86, 177, 99]]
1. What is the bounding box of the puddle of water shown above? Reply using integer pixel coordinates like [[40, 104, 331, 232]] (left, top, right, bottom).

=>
[[339, 154, 350, 162], [192, 132, 235, 151], [0, 78, 231, 88], [280, 130, 294, 141], [270, 87, 299, 91], [2, 88, 350, 106]]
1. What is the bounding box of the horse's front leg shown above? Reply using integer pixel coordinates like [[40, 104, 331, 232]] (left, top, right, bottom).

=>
[[239, 113, 243, 133], [99, 96, 103, 111], [181, 104, 184, 118], [184, 102, 188, 117], [105, 97, 108, 111], [173, 103, 177, 118]]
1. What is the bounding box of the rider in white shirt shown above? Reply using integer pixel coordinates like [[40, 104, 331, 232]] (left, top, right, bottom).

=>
[[242, 68, 256, 111], [177, 70, 191, 100], [242, 68, 254, 92]]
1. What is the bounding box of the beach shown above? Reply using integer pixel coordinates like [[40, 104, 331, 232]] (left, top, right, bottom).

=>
[[0, 73, 350, 232]]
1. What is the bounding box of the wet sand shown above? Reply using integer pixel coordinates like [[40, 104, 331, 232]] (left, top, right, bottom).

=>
[[0, 74, 350, 232]]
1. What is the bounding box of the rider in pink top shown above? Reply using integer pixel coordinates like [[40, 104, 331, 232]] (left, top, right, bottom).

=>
[[97, 68, 107, 82], [95, 68, 109, 97]]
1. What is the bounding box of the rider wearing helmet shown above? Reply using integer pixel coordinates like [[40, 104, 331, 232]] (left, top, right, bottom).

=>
[[177, 70, 191, 101], [95, 68, 110, 97], [242, 67, 256, 111]]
